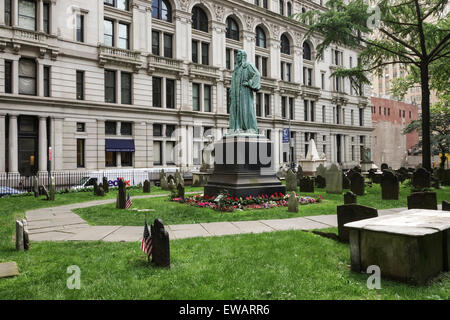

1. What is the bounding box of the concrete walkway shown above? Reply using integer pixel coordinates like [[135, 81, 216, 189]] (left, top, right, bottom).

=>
[[25, 194, 438, 242]]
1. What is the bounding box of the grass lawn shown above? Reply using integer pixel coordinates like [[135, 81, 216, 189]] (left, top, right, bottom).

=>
[[0, 228, 449, 300], [74, 183, 450, 226]]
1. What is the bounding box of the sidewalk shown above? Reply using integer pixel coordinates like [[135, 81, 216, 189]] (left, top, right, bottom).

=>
[[24, 194, 428, 242]]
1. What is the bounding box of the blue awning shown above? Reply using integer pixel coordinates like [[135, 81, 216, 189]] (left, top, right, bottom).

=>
[[105, 139, 135, 152]]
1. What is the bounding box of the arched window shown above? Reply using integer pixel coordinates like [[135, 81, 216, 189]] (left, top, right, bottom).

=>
[[255, 26, 266, 48], [226, 17, 239, 41], [303, 42, 312, 60], [152, 0, 172, 22], [279, 0, 284, 15], [280, 34, 290, 55], [192, 6, 208, 32], [287, 2, 292, 16]]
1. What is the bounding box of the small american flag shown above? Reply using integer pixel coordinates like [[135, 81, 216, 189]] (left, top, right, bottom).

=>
[[125, 193, 132, 209], [141, 219, 152, 260]]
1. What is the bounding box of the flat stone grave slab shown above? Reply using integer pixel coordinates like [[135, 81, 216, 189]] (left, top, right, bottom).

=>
[[345, 209, 450, 285], [0, 262, 20, 279]]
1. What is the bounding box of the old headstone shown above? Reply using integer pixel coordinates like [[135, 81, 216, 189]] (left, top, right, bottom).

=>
[[287, 192, 298, 212], [316, 164, 327, 178], [177, 183, 185, 199], [103, 177, 109, 193], [315, 175, 326, 188], [296, 165, 304, 185], [175, 170, 184, 187], [49, 176, 56, 201], [431, 177, 440, 189], [346, 169, 356, 181], [342, 172, 351, 189], [93, 181, 99, 195], [285, 169, 297, 192], [15, 220, 24, 251], [337, 204, 378, 242], [143, 180, 151, 193], [344, 191, 357, 204], [381, 170, 399, 200], [442, 169, 450, 186], [160, 170, 169, 190], [325, 164, 342, 194], [381, 163, 389, 171], [40, 185, 49, 200], [299, 176, 314, 193], [150, 219, 170, 268], [97, 186, 105, 197], [350, 172, 365, 196], [22, 219, 29, 250], [442, 200, 450, 211], [32, 176, 39, 197], [168, 179, 176, 192], [0, 262, 20, 279], [411, 167, 431, 190], [407, 192, 438, 210], [116, 179, 127, 209]]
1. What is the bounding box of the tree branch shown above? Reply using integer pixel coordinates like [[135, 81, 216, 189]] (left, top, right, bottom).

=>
[[428, 33, 450, 61], [358, 37, 419, 66], [379, 28, 423, 57]]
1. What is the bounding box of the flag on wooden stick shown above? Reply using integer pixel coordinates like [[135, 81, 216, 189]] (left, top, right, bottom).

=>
[[141, 218, 153, 260], [125, 193, 132, 209]]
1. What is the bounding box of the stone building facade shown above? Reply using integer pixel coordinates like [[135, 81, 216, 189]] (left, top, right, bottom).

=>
[[0, 0, 372, 177]]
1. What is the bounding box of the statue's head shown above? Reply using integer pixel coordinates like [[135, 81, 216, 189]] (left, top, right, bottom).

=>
[[236, 50, 247, 64]]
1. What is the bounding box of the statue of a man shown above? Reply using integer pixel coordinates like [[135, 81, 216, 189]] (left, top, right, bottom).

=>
[[228, 50, 261, 134]]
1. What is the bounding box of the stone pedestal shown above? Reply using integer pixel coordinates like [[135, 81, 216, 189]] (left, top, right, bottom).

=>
[[204, 135, 285, 198]]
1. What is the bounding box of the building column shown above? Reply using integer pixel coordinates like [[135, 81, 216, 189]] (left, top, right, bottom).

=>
[[37, 0, 44, 32], [187, 126, 193, 167], [12, 59, 19, 94], [0, 0, 5, 25], [8, 115, 18, 173], [12, 0, 18, 27], [38, 116, 47, 173], [0, 115, 5, 172], [37, 60, 44, 96], [117, 152, 122, 168]]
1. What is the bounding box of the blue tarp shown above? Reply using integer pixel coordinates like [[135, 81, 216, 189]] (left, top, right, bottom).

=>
[[105, 139, 135, 152]]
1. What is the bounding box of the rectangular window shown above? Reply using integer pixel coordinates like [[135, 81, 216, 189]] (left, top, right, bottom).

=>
[[322, 106, 326, 123], [193, 83, 200, 111], [5, 0, 12, 26], [77, 139, 85, 168], [105, 151, 117, 167], [165, 141, 175, 164], [281, 96, 287, 119], [359, 108, 364, 126], [18, 0, 36, 30], [262, 57, 268, 77], [43, 66, 50, 97], [304, 100, 308, 121], [104, 19, 114, 47], [121, 72, 132, 104], [152, 30, 160, 55], [153, 141, 161, 165], [153, 124, 162, 136], [105, 121, 117, 135], [5, 60, 12, 94], [166, 79, 175, 109], [310, 101, 315, 122], [104, 70, 116, 103], [118, 23, 129, 49], [226, 88, 231, 114], [321, 73, 325, 89], [19, 58, 37, 95], [76, 14, 84, 42], [43, 2, 50, 34], [264, 93, 270, 116], [121, 152, 132, 166], [256, 93, 262, 117], [105, 0, 129, 11], [192, 40, 198, 63], [204, 85, 211, 112], [286, 63, 291, 82], [164, 33, 173, 58], [289, 97, 294, 120], [226, 49, 231, 70], [120, 122, 132, 135], [166, 125, 175, 137], [152, 77, 162, 107], [201, 42, 209, 65], [76, 71, 84, 100], [280, 62, 285, 81], [76, 122, 85, 132]]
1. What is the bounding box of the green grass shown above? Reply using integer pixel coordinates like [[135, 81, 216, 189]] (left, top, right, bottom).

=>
[[1, 229, 449, 300], [75, 183, 450, 226]]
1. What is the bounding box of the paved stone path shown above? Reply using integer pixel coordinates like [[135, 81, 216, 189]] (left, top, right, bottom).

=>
[[25, 194, 443, 242]]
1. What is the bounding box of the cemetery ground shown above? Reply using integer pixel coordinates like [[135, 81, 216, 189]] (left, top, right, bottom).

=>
[[0, 184, 449, 299]]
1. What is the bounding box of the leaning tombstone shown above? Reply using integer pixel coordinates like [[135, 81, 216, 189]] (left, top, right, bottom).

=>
[[344, 191, 357, 204], [381, 170, 399, 200], [285, 169, 297, 192], [443, 200, 450, 211], [143, 180, 151, 193], [16, 220, 24, 251], [350, 172, 365, 196], [325, 164, 342, 194], [151, 219, 170, 268], [102, 177, 109, 193], [116, 179, 127, 209], [407, 192, 438, 210], [287, 192, 298, 213], [411, 167, 431, 190], [32, 176, 39, 198], [337, 204, 378, 242], [49, 177, 56, 201], [299, 176, 314, 193]]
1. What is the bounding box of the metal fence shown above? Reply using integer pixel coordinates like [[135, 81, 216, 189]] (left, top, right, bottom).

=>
[[0, 168, 193, 196]]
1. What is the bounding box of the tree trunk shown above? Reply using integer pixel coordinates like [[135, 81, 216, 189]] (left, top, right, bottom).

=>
[[420, 63, 431, 171]]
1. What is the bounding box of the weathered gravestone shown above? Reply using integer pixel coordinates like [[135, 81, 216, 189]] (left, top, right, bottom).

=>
[[40, 185, 49, 200], [396, 167, 409, 183], [299, 176, 314, 193], [442, 200, 450, 211], [97, 186, 105, 197], [407, 192, 437, 210], [93, 181, 99, 196], [160, 170, 169, 190], [442, 169, 450, 186], [287, 192, 298, 213], [150, 219, 170, 268], [49, 177, 56, 201], [346, 169, 356, 181], [116, 179, 127, 209], [337, 204, 378, 242], [342, 172, 351, 189], [381, 170, 399, 200], [15, 220, 24, 251], [344, 191, 357, 204], [102, 177, 109, 193], [285, 169, 297, 192], [315, 175, 326, 188], [316, 164, 327, 178], [177, 183, 185, 199], [168, 179, 176, 192], [175, 170, 184, 187], [0, 261, 20, 279], [350, 172, 365, 196], [32, 176, 39, 197], [324, 164, 342, 194], [431, 177, 440, 189], [381, 163, 389, 171], [143, 180, 151, 193], [296, 166, 304, 185], [411, 167, 431, 190]]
